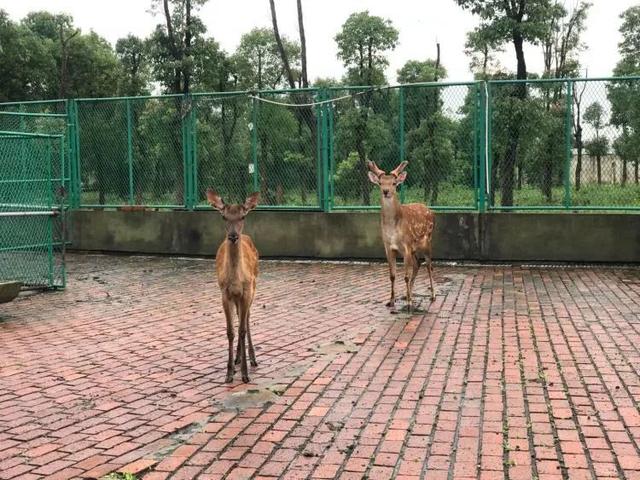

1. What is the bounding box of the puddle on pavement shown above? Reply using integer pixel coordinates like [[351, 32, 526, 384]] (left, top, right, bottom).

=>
[[312, 339, 359, 355], [221, 387, 280, 411]]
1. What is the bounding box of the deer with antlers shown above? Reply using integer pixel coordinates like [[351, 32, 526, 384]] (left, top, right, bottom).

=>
[[206, 189, 260, 383], [367, 161, 435, 313]]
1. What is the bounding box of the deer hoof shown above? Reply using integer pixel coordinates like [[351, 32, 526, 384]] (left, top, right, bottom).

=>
[[235, 357, 241, 365], [430, 295, 436, 302], [242, 374, 250, 383], [250, 360, 258, 367], [225, 373, 234, 383], [385, 300, 395, 308]]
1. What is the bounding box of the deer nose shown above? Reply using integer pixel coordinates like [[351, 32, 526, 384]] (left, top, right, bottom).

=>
[[382, 189, 390, 196], [227, 233, 239, 243]]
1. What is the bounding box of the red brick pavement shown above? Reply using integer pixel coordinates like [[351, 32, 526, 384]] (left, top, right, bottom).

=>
[[1, 254, 639, 479]]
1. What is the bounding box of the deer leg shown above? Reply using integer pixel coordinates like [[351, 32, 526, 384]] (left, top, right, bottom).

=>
[[410, 252, 421, 294], [222, 297, 235, 383], [237, 299, 250, 383], [427, 255, 435, 302], [385, 247, 397, 311], [246, 310, 258, 367], [234, 328, 244, 365], [404, 252, 414, 314]]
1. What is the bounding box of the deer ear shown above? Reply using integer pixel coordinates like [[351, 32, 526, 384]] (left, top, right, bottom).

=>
[[367, 171, 380, 185], [395, 171, 407, 185], [244, 192, 260, 211], [206, 189, 225, 211]]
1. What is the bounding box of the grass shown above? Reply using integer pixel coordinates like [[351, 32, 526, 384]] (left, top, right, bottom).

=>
[[101, 474, 138, 480]]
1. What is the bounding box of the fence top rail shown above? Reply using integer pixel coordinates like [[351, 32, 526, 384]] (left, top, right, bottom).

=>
[[488, 75, 640, 85], [0, 111, 67, 118], [0, 130, 63, 139], [3, 76, 638, 106], [0, 99, 66, 107]]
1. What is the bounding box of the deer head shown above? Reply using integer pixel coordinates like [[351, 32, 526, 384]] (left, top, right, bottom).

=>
[[367, 161, 408, 199], [206, 189, 260, 244]]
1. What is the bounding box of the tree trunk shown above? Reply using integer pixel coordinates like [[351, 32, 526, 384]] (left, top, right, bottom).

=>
[[574, 127, 583, 191], [635, 159, 639, 184], [622, 160, 627, 186], [501, 34, 527, 207], [597, 155, 602, 184], [430, 182, 439, 205], [296, 0, 308, 88], [517, 164, 523, 190]]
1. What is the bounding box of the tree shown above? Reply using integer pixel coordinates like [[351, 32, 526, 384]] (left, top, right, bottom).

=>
[[116, 35, 150, 96], [22, 12, 79, 98], [464, 28, 503, 78], [147, 0, 208, 95], [335, 11, 398, 204], [607, 6, 640, 187], [454, 0, 556, 206], [584, 102, 607, 184], [573, 77, 587, 190], [234, 28, 299, 90], [335, 11, 398, 86], [0, 11, 53, 102]]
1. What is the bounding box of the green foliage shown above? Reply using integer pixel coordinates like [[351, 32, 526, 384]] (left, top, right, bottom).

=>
[[0, 11, 54, 101], [453, 0, 557, 46], [116, 35, 151, 96], [335, 11, 398, 85], [585, 136, 609, 158], [397, 60, 446, 84], [234, 28, 299, 90]]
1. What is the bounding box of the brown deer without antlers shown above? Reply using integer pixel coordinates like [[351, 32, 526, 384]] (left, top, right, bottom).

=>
[[207, 189, 260, 383], [367, 161, 435, 313]]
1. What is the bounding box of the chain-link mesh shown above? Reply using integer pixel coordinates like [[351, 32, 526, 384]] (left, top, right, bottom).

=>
[[0, 134, 65, 288], [77, 96, 186, 207], [328, 84, 477, 208], [489, 80, 571, 208], [402, 84, 477, 208], [572, 78, 640, 207], [488, 78, 640, 209], [4, 78, 636, 213], [254, 91, 319, 208], [194, 94, 254, 206]]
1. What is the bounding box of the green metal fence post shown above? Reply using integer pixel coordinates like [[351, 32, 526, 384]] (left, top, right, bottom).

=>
[[181, 95, 194, 210], [327, 90, 335, 210], [486, 82, 493, 210], [564, 81, 573, 209], [321, 90, 330, 212], [399, 86, 406, 204], [59, 134, 67, 288], [70, 100, 81, 208], [315, 91, 322, 209], [251, 95, 259, 193], [191, 100, 198, 207], [126, 99, 134, 205], [46, 139, 54, 287], [477, 82, 487, 212]]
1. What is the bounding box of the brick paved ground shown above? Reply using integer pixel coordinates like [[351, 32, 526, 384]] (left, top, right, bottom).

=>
[[1, 254, 640, 480]]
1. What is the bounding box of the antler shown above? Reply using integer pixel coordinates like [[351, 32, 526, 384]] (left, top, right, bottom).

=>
[[390, 161, 408, 177], [367, 160, 385, 177]]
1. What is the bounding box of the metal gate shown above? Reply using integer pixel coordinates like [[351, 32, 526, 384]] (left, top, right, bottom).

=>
[[0, 131, 67, 289]]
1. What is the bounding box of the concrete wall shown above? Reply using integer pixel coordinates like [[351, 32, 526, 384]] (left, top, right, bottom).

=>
[[69, 210, 640, 263]]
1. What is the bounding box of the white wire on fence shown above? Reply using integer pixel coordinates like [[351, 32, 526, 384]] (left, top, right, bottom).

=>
[[247, 86, 389, 108]]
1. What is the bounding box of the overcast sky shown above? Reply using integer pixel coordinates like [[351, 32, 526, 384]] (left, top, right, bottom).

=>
[[2, 0, 636, 83]]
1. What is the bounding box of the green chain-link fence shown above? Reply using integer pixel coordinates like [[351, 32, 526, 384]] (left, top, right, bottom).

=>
[[2, 76, 639, 213], [487, 77, 640, 210], [0, 131, 67, 288]]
